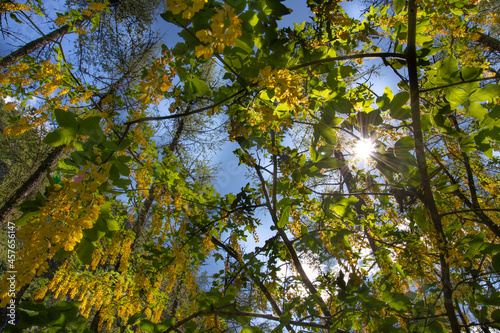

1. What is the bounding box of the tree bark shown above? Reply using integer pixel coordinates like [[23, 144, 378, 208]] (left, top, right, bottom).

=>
[[0, 145, 65, 226], [0, 21, 85, 72], [0, 71, 129, 227], [407, 1, 460, 332], [131, 117, 185, 251], [478, 33, 500, 54]]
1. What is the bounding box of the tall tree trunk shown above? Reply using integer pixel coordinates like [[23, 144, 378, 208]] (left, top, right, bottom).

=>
[[0, 20, 85, 72], [0, 71, 128, 227], [90, 309, 101, 332], [131, 117, 186, 251], [0, 146, 64, 226], [407, 1, 461, 331]]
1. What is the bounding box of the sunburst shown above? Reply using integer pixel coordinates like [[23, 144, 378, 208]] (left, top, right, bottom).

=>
[[354, 138, 375, 160]]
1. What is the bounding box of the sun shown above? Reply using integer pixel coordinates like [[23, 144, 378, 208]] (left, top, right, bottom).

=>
[[354, 138, 375, 160]]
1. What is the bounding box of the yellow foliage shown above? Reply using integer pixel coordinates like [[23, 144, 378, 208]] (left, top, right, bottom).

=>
[[194, 5, 242, 59], [167, 0, 208, 19], [0, 2, 31, 12]]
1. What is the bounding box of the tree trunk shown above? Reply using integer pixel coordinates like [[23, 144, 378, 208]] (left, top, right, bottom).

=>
[[0, 20, 85, 72], [0, 70, 131, 227], [90, 309, 101, 332], [0, 146, 65, 226], [478, 33, 500, 54], [407, 1, 461, 331], [131, 118, 185, 251]]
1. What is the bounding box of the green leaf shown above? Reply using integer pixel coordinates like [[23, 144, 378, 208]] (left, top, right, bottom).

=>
[[54, 248, 73, 260], [438, 184, 459, 193], [82, 223, 102, 243], [139, 319, 156, 333], [332, 197, 358, 218], [309, 145, 318, 162], [78, 116, 103, 143], [466, 102, 488, 121], [393, 0, 405, 14], [460, 136, 476, 153], [264, 0, 292, 17], [469, 84, 500, 102], [78, 116, 101, 135], [377, 87, 393, 111], [226, 0, 246, 14], [315, 157, 345, 170], [428, 321, 445, 333], [445, 86, 469, 107], [278, 205, 290, 228], [54, 109, 78, 131], [461, 67, 483, 81], [315, 124, 337, 145], [477, 292, 500, 306], [113, 179, 131, 189], [491, 309, 500, 321], [184, 320, 198, 332], [329, 98, 352, 114], [126, 311, 144, 326], [10, 13, 23, 24], [413, 207, 429, 232], [76, 238, 95, 265], [241, 10, 259, 27], [389, 92, 411, 120], [102, 140, 119, 151], [109, 164, 120, 181], [439, 55, 458, 78], [394, 136, 414, 157], [172, 42, 188, 57], [106, 218, 120, 231], [492, 253, 500, 273], [191, 77, 210, 95], [116, 160, 130, 176], [43, 128, 76, 146]]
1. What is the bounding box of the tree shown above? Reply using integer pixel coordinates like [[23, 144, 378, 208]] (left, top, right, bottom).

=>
[[1, 0, 500, 332]]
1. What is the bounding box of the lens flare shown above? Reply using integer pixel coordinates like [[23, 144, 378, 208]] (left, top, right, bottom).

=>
[[354, 138, 375, 160]]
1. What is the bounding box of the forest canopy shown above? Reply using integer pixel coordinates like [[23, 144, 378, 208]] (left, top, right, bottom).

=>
[[1, 0, 500, 332]]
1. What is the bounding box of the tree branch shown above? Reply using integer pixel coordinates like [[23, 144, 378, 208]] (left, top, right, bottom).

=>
[[419, 76, 500, 93], [123, 88, 247, 126], [254, 165, 333, 325], [440, 208, 500, 217], [210, 236, 297, 333], [0, 20, 87, 72], [407, 1, 460, 331], [163, 303, 347, 332], [288, 52, 406, 71]]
